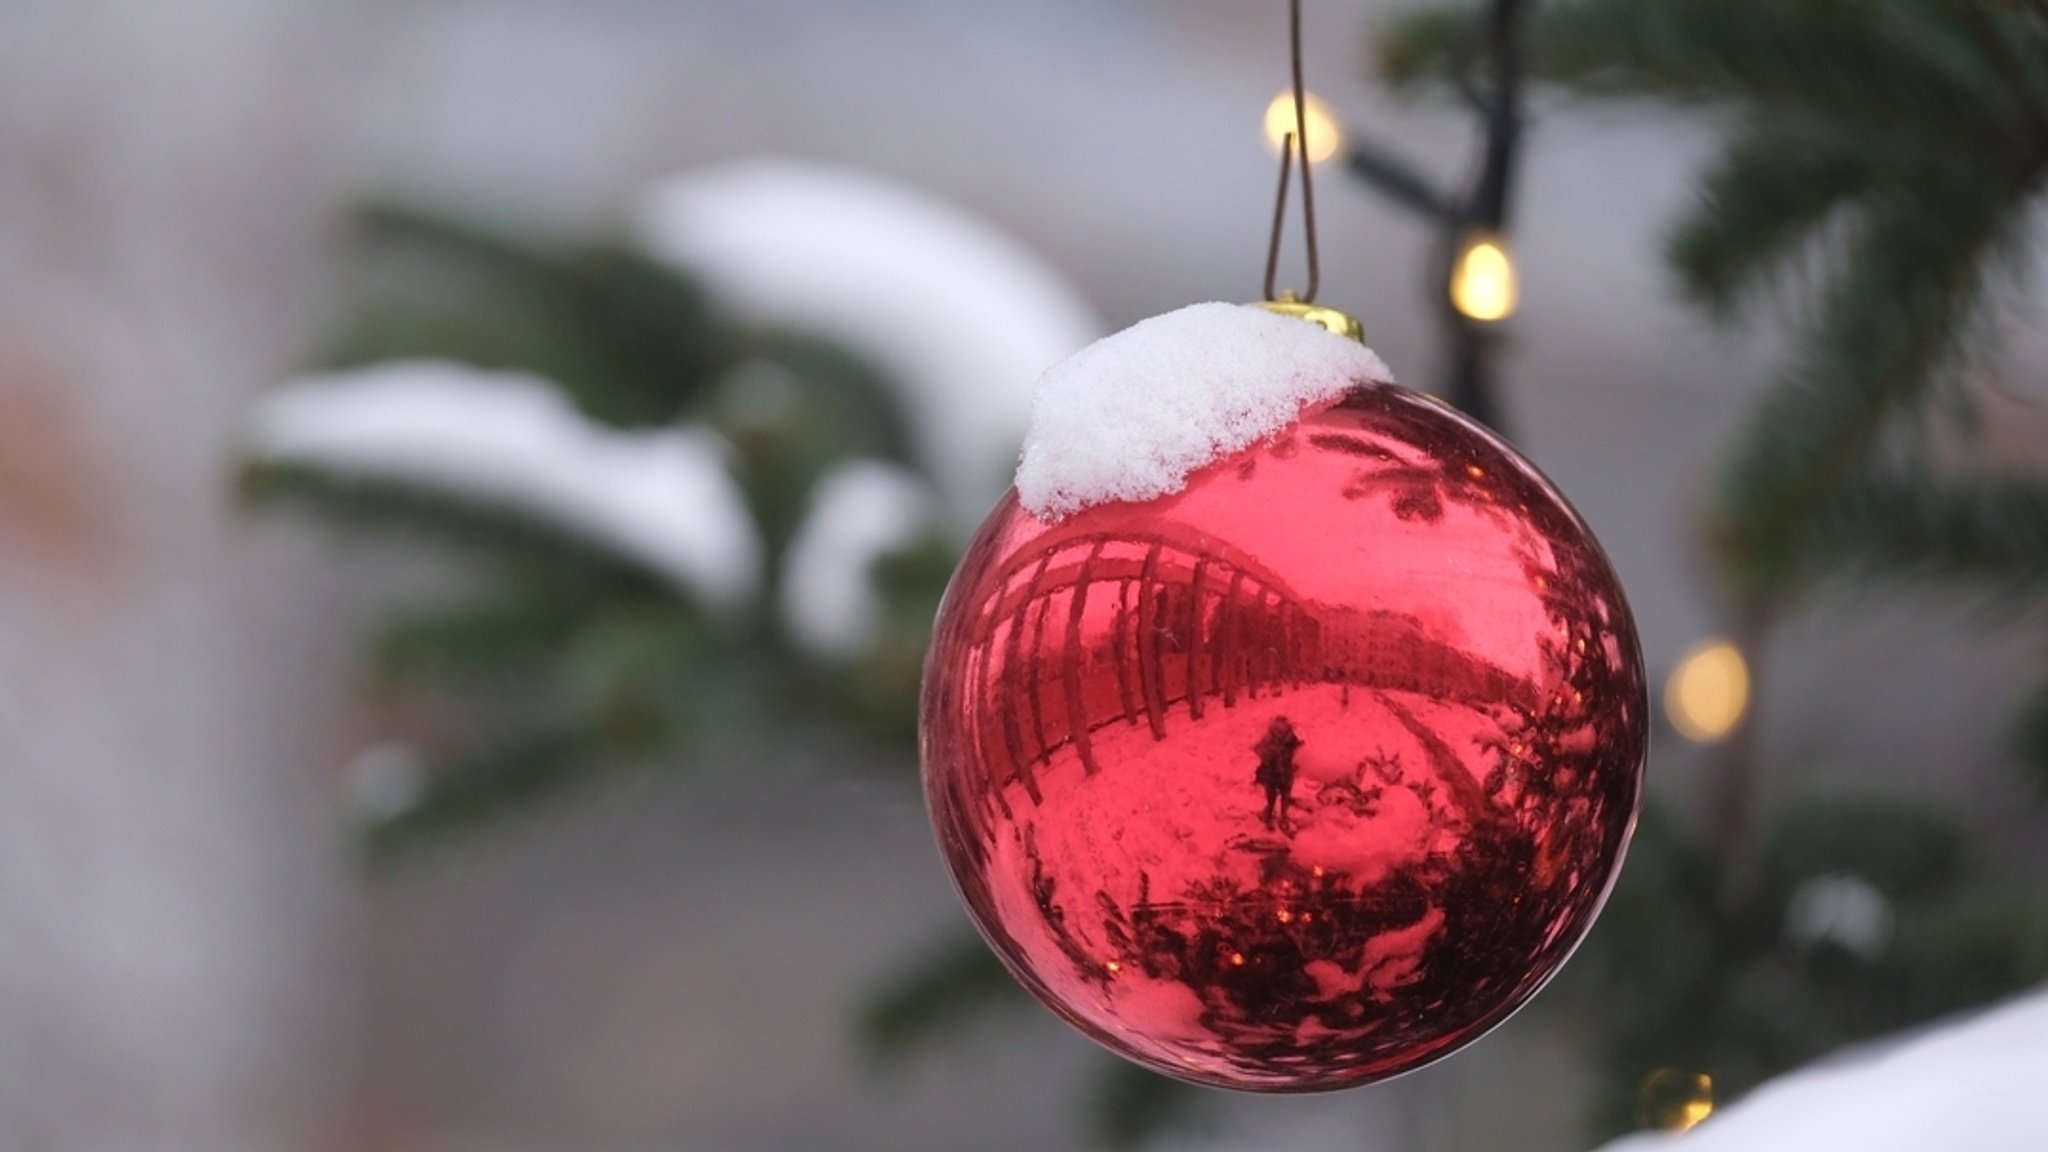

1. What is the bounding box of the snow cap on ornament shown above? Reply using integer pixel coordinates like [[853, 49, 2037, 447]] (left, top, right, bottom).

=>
[[1017, 301, 1393, 522]]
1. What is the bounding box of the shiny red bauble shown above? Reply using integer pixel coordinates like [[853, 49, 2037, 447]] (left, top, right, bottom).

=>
[[920, 382, 1647, 1091]]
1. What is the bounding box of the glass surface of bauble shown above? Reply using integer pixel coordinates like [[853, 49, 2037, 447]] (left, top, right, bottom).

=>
[[921, 382, 1647, 1091]]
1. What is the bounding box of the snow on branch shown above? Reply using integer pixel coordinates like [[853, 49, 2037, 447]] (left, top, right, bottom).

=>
[[245, 361, 761, 607], [781, 460, 938, 658]]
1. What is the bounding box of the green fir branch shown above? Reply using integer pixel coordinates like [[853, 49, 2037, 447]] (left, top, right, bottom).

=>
[[319, 288, 627, 403], [344, 200, 723, 426], [1758, 795, 1968, 904], [1571, 794, 2048, 1136], [372, 569, 638, 686], [363, 601, 783, 859], [1786, 471, 2048, 598], [1884, 886, 2048, 1015], [739, 329, 924, 473], [2011, 673, 2048, 796], [565, 244, 724, 421], [857, 928, 1031, 1060], [1712, 175, 2021, 601], [362, 724, 606, 857], [1523, 0, 2014, 153], [239, 459, 687, 590], [355, 199, 568, 283], [1374, 5, 1482, 94], [364, 604, 777, 854], [1086, 1059, 1208, 1151], [1949, 3, 2048, 140], [1665, 117, 1915, 316], [550, 603, 779, 751], [706, 333, 931, 566]]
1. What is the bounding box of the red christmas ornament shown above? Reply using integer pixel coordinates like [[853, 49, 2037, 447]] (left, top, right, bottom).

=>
[[920, 304, 1646, 1091]]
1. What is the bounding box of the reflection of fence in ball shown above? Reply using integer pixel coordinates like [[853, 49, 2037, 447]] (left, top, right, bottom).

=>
[[953, 516, 1539, 811]]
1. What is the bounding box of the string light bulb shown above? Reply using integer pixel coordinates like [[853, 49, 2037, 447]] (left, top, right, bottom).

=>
[[1449, 232, 1518, 322], [1263, 90, 1342, 163], [1664, 638, 1750, 744], [1639, 1068, 1716, 1132]]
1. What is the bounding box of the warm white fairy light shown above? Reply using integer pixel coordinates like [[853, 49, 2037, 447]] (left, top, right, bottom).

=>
[[1665, 638, 1750, 744], [1641, 1068, 1717, 1132], [1263, 90, 1343, 163], [1450, 233, 1519, 322]]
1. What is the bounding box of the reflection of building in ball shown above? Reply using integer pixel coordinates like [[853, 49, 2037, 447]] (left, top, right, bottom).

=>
[[922, 381, 1647, 1091]]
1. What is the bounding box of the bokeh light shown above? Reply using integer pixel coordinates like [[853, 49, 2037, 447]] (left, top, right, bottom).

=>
[[1664, 638, 1750, 744], [1450, 234, 1518, 322], [1263, 90, 1343, 163], [1640, 1067, 1716, 1132]]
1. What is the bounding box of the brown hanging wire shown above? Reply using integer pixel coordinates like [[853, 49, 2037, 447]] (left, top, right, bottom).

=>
[[1263, 0, 1320, 304]]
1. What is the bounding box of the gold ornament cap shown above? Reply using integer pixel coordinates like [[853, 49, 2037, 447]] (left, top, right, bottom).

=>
[[1252, 294, 1365, 343]]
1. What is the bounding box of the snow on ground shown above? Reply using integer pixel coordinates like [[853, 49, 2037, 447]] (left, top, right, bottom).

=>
[[985, 683, 1493, 984], [1591, 984, 2048, 1152], [780, 459, 939, 657], [1015, 303, 1395, 520], [245, 360, 761, 607], [635, 158, 1104, 524]]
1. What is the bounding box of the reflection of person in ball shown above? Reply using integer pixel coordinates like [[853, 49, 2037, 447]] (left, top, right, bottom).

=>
[[1254, 715, 1305, 831]]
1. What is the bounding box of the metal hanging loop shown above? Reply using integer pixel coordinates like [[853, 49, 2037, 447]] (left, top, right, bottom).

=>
[[1256, 0, 1360, 340], [1262, 0, 1321, 305]]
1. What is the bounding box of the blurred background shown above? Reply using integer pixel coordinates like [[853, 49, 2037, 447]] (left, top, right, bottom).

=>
[[2, 1, 2045, 1150]]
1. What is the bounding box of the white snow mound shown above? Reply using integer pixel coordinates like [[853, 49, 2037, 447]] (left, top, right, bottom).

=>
[[1016, 302, 1393, 520], [1589, 984, 2048, 1152], [781, 460, 939, 658], [246, 361, 762, 607]]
